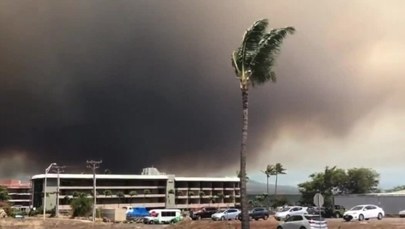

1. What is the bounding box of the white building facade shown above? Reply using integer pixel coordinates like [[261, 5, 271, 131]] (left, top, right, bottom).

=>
[[31, 172, 240, 211]]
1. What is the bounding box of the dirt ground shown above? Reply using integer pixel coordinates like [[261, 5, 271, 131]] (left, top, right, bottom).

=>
[[1, 217, 405, 229]]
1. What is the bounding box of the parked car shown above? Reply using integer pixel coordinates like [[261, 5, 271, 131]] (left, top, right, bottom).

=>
[[211, 208, 241, 221], [277, 214, 328, 229], [307, 205, 346, 218], [274, 206, 308, 221], [238, 207, 269, 221], [399, 209, 405, 218], [190, 207, 218, 220], [343, 204, 384, 222]]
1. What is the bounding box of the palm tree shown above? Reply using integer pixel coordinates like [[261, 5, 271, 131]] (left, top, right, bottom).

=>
[[231, 19, 295, 228], [274, 163, 287, 198], [262, 164, 276, 207]]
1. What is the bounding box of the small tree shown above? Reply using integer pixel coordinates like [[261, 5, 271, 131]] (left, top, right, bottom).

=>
[[72, 191, 79, 198], [143, 189, 151, 203], [116, 191, 125, 206], [188, 191, 195, 197], [168, 189, 175, 194], [217, 193, 224, 203], [70, 192, 92, 218], [103, 190, 112, 197], [0, 186, 10, 201], [129, 190, 137, 203], [199, 191, 205, 198]]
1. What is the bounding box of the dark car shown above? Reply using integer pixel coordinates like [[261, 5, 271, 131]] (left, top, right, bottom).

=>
[[190, 207, 218, 220], [238, 207, 270, 221], [308, 205, 346, 218]]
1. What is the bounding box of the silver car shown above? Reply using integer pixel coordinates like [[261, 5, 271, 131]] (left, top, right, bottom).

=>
[[277, 214, 328, 229], [211, 208, 241, 221]]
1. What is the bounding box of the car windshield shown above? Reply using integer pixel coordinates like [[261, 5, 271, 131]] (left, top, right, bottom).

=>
[[280, 207, 291, 212], [350, 206, 364, 211], [216, 210, 225, 213]]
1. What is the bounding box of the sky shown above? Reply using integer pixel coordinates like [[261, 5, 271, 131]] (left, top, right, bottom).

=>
[[1, 1, 405, 189]]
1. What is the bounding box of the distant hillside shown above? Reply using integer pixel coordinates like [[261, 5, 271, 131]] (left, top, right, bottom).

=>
[[247, 180, 299, 195]]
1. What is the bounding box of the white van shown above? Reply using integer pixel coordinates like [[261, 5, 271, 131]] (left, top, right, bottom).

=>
[[143, 209, 182, 224]]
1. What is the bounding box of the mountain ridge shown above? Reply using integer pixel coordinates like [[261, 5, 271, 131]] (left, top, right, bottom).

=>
[[247, 179, 299, 195]]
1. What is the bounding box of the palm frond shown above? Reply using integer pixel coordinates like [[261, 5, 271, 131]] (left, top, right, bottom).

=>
[[250, 26, 295, 86], [231, 19, 269, 78]]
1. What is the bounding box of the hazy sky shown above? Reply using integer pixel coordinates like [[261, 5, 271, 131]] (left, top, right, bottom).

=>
[[1, 1, 405, 189]]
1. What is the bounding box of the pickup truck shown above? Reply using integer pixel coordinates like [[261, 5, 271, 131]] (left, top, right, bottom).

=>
[[238, 207, 270, 221]]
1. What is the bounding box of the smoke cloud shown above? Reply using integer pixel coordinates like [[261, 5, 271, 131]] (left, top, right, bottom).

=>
[[1, 1, 405, 178]]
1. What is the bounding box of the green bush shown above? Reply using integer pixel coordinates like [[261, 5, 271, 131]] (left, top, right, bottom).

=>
[[70, 193, 92, 217]]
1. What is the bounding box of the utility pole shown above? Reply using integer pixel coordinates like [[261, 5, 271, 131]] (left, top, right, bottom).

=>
[[53, 165, 66, 218], [43, 163, 56, 220], [86, 160, 102, 222]]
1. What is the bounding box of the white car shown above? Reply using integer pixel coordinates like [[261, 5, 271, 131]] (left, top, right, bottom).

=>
[[399, 209, 405, 218], [274, 206, 308, 221], [277, 214, 328, 229], [343, 204, 384, 221], [211, 208, 241, 221]]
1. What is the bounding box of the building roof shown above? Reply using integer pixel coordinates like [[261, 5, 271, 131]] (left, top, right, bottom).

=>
[[31, 174, 239, 182], [0, 179, 31, 189]]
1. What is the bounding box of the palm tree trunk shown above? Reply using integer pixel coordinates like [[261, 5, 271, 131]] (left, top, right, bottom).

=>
[[240, 88, 249, 229], [274, 174, 278, 198], [266, 175, 269, 209]]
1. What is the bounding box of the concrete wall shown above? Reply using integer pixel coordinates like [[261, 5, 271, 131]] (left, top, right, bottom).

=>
[[45, 178, 57, 211], [335, 195, 405, 215], [166, 175, 175, 208]]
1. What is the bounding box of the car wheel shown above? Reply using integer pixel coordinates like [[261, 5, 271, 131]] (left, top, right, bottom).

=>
[[344, 218, 351, 222], [170, 219, 176, 224], [221, 216, 225, 221], [263, 215, 269, 220], [299, 227, 306, 229], [285, 214, 290, 220], [358, 214, 364, 221], [377, 213, 383, 220], [277, 226, 283, 229]]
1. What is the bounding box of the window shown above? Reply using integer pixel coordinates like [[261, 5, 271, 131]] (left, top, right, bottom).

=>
[[161, 211, 176, 217], [287, 215, 302, 221], [228, 209, 237, 213], [366, 206, 376, 210]]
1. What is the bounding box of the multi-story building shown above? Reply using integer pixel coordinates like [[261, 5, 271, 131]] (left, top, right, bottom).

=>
[[0, 179, 32, 211], [31, 168, 240, 211]]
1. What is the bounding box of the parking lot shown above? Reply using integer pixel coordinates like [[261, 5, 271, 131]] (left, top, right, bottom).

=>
[[168, 218, 405, 229], [1, 217, 405, 229]]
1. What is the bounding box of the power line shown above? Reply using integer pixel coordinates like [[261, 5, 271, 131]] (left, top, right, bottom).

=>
[[86, 160, 102, 222]]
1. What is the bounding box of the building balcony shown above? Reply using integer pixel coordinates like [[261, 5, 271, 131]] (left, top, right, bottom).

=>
[[175, 187, 189, 190], [224, 187, 235, 190], [8, 199, 31, 202], [59, 186, 165, 190], [188, 187, 200, 191], [59, 193, 165, 199]]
